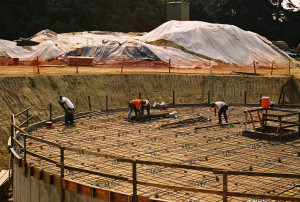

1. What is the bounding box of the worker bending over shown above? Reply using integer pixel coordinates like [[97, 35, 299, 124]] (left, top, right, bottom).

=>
[[59, 94, 75, 125], [141, 99, 151, 116], [127, 99, 151, 120], [211, 101, 228, 124]]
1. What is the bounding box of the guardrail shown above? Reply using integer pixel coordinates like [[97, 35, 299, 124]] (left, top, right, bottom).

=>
[[10, 115, 300, 202]]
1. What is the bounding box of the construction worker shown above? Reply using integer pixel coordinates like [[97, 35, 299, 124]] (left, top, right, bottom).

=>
[[127, 99, 142, 120], [59, 94, 75, 125], [211, 101, 228, 124], [141, 100, 151, 116]]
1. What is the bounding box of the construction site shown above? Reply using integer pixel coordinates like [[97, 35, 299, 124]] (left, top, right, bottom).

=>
[[0, 19, 300, 202]]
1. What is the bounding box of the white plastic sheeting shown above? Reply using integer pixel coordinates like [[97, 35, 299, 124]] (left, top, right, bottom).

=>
[[0, 21, 292, 66], [141, 20, 290, 65]]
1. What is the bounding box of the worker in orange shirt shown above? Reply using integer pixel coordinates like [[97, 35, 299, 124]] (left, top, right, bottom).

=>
[[127, 99, 142, 120]]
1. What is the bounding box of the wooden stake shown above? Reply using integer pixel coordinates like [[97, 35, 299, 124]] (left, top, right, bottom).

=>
[[50, 103, 52, 121], [208, 91, 210, 105], [88, 96, 91, 111], [132, 161, 137, 202], [173, 91, 175, 105], [168, 58, 171, 73], [106, 95, 108, 112]]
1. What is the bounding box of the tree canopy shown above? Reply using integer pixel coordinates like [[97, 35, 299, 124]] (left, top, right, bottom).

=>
[[0, 0, 299, 47]]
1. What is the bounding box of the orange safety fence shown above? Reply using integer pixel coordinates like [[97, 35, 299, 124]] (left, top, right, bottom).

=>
[[0, 55, 294, 76]]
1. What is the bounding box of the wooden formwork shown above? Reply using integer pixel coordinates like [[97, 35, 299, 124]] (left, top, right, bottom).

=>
[[243, 107, 300, 140]]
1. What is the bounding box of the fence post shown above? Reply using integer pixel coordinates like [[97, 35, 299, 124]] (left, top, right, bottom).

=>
[[173, 91, 175, 105], [37, 57, 40, 75], [50, 103, 52, 121], [138, 92, 141, 99], [106, 95, 108, 112], [88, 96, 92, 111], [23, 134, 27, 177], [132, 160, 137, 202], [60, 146, 65, 202], [244, 91, 247, 104], [223, 171, 228, 202], [271, 61, 274, 75], [121, 59, 124, 73], [76, 57, 78, 74], [253, 61, 256, 74]]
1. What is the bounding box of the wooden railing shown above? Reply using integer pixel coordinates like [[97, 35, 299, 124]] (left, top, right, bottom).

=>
[[10, 121, 300, 202], [244, 107, 300, 134]]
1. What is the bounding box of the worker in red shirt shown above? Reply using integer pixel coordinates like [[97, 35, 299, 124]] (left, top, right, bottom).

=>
[[127, 99, 142, 120]]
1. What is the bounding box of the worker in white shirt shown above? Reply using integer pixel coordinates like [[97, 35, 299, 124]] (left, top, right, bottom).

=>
[[141, 100, 151, 116], [59, 94, 75, 125], [210, 101, 228, 124]]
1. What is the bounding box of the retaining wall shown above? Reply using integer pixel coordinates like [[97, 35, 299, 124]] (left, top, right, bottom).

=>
[[1, 74, 300, 169]]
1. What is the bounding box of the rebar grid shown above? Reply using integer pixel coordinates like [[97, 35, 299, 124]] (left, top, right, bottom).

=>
[[25, 106, 300, 201]]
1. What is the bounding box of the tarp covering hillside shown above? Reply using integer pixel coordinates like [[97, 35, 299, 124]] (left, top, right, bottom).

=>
[[141, 20, 291, 65], [0, 21, 295, 67]]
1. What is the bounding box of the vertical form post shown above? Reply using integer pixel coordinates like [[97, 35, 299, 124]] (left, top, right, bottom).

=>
[[37, 56, 40, 75], [208, 91, 210, 105], [253, 61, 256, 74], [244, 111, 248, 131], [132, 160, 137, 202], [138, 92, 141, 99], [106, 95, 108, 112], [260, 94, 262, 105], [265, 109, 268, 126], [288, 61, 291, 74], [26, 109, 29, 127], [278, 115, 282, 134], [244, 91, 247, 104], [50, 103, 52, 121], [76, 57, 78, 74], [223, 171, 228, 202], [262, 113, 266, 130], [173, 91, 175, 105], [23, 135, 27, 176], [271, 61, 274, 75], [60, 147, 65, 202], [88, 96, 91, 111]]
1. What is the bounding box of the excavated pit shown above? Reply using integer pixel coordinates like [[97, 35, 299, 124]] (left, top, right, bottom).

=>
[[18, 105, 300, 201]]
